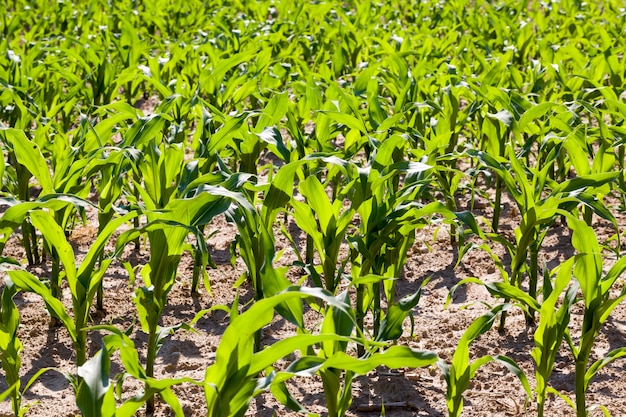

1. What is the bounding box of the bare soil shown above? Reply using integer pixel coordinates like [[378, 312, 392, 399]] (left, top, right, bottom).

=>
[[1, 190, 626, 417]]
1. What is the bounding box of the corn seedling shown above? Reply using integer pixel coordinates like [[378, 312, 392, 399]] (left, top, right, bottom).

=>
[[115, 185, 252, 412], [7, 210, 136, 366], [69, 325, 200, 417], [0, 275, 53, 417], [532, 257, 578, 416], [226, 197, 303, 352], [566, 218, 626, 416], [438, 304, 531, 417]]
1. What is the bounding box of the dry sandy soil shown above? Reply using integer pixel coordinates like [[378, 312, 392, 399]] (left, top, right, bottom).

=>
[[1, 189, 626, 417]]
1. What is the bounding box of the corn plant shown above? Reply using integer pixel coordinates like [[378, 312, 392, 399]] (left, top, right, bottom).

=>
[[203, 286, 347, 416], [438, 304, 531, 417], [532, 257, 578, 417], [1, 126, 109, 310], [0, 195, 94, 270], [66, 326, 199, 417], [203, 286, 438, 417], [0, 128, 54, 265], [311, 277, 433, 417], [310, 345, 438, 417], [115, 185, 252, 412], [122, 112, 214, 286], [7, 210, 136, 367], [566, 218, 626, 416], [349, 193, 456, 355], [226, 197, 304, 352], [0, 275, 53, 417], [290, 166, 357, 294]]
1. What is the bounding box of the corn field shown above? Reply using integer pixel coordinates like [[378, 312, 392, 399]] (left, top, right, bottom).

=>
[[1, 0, 626, 415]]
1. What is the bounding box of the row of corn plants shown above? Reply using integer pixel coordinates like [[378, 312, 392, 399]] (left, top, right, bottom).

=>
[[2, 0, 626, 415]]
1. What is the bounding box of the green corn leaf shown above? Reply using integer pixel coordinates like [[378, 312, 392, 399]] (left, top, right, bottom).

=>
[[270, 380, 312, 415], [569, 217, 602, 307], [158, 387, 186, 417], [261, 264, 304, 328], [377, 278, 429, 341], [204, 287, 353, 415], [2, 129, 54, 194], [490, 355, 532, 398], [76, 348, 110, 417], [255, 92, 289, 132], [585, 347, 626, 391], [0, 383, 19, 406], [533, 259, 577, 397], [256, 127, 291, 162], [514, 102, 560, 135], [596, 290, 626, 331], [552, 172, 619, 194], [92, 326, 147, 380], [205, 113, 248, 155], [487, 109, 514, 128], [601, 256, 626, 295], [351, 274, 391, 286], [7, 270, 77, 344], [121, 114, 167, 148], [300, 175, 333, 231], [29, 210, 77, 282], [250, 333, 354, 376], [0, 195, 94, 249], [446, 278, 540, 312], [21, 366, 55, 400], [318, 110, 368, 134], [320, 346, 438, 374]]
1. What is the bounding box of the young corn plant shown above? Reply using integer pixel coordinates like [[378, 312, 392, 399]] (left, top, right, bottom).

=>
[[203, 286, 438, 417], [310, 278, 434, 417], [532, 257, 578, 417], [68, 326, 199, 417], [123, 111, 249, 295], [347, 145, 454, 354], [0, 127, 55, 265], [263, 153, 356, 262], [348, 199, 445, 356], [225, 197, 304, 352], [261, 156, 437, 414], [438, 304, 531, 417], [0, 275, 53, 417], [0, 195, 96, 330], [0, 196, 90, 257], [566, 218, 626, 417], [7, 210, 136, 367], [291, 170, 357, 294], [115, 185, 252, 413], [1, 126, 108, 309], [203, 286, 350, 416]]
